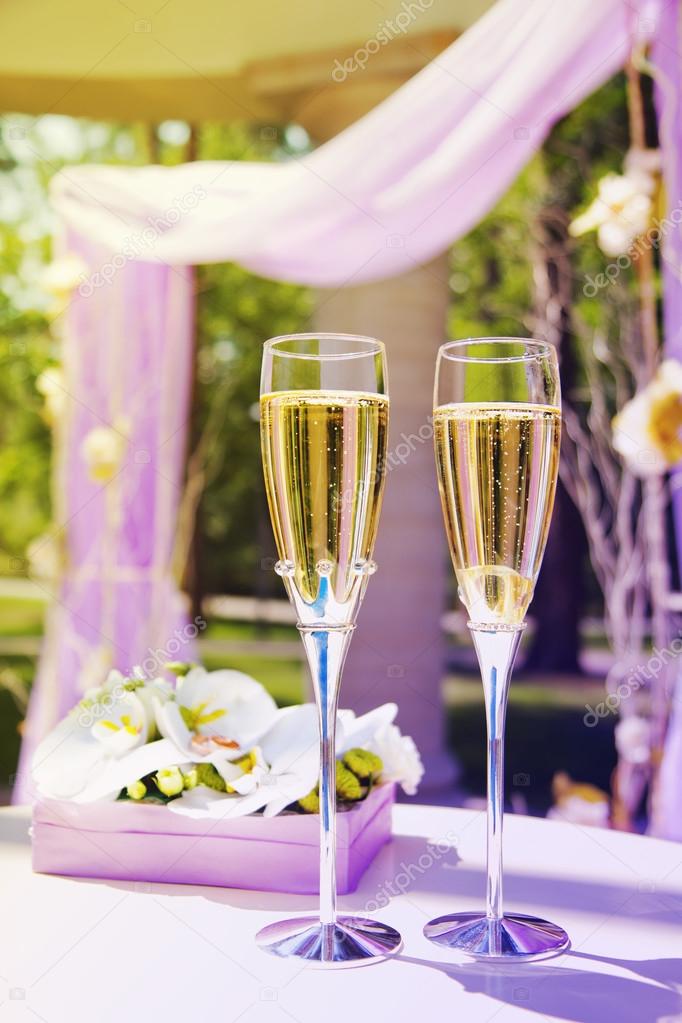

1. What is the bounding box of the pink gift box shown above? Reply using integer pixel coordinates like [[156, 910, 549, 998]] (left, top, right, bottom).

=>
[[31, 783, 395, 893]]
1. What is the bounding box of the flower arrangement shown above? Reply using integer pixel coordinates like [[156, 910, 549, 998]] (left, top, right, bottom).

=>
[[554, 62, 681, 834], [31, 663, 423, 818]]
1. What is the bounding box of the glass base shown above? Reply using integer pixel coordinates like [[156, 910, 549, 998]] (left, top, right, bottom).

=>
[[423, 912, 569, 961], [256, 915, 403, 967]]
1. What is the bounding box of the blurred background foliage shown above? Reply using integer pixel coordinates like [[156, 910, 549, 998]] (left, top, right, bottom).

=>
[[0, 77, 634, 599], [0, 74, 643, 807]]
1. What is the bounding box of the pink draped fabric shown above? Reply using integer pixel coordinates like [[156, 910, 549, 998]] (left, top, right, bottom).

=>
[[51, 0, 656, 283], [15, 241, 195, 802], [18, 0, 665, 795]]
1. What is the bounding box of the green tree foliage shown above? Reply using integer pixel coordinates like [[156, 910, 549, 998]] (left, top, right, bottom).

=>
[[0, 116, 312, 594], [0, 76, 641, 604]]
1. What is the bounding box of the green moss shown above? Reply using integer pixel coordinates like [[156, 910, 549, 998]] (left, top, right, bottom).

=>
[[298, 788, 320, 813], [343, 748, 382, 780], [335, 762, 365, 801]]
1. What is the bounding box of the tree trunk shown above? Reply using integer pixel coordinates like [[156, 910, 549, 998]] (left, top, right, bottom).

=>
[[526, 204, 586, 674]]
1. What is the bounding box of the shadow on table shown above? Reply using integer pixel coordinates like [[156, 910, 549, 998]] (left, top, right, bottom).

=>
[[64, 825, 682, 1023], [80, 830, 682, 928], [398, 952, 682, 1023], [353, 833, 682, 928]]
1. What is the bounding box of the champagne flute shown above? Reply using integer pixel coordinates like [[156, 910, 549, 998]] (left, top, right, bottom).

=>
[[424, 338, 569, 961], [256, 333, 402, 966]]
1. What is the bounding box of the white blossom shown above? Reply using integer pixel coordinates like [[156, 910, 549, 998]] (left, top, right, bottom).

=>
[[80, 425, 128, 483], [155, 667, 278, 788], [35, 366, 67, 422], [613, 359, 682, 476], [40, 255, 88, 297], [615, 715, 651, 766], [365, 722, 424, 796], [32, 671, 175, 801], [569, 149, 660, 257]]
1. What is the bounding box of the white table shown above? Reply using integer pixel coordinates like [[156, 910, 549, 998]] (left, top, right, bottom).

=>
[[1, 804, 681, 1022]]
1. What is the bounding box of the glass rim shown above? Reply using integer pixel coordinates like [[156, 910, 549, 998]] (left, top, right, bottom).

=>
[[263, 332, 384, 361], [439, 337, 555, 365]]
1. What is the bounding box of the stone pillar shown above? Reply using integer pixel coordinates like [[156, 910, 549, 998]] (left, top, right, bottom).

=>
[[313, 257, 456, 795], [254, 33, 460, 797]]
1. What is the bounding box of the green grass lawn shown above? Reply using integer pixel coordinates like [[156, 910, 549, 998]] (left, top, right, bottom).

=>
[[446, 676, 617, 813], [202, 618, 297, 644], [201, 652, 304, 706], [0, 598, 45, 638]]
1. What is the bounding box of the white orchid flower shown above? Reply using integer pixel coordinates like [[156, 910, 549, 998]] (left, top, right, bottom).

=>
[[365, 722, 424, 796], [569, 149, 659, 257], [31, 671, 176, 801], [171, 702, 403, 820], [90, 691, 148, 756], [155, 667, 278, 784], [169, 703, 320, 819], [128, 671, 173, 739], [81, 669, 170, 737], [334, 703, 398, 759], [613, 359, 682, 476]]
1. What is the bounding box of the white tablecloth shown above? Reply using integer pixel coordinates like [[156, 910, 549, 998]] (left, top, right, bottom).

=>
[[1, 804, 680, 1022]]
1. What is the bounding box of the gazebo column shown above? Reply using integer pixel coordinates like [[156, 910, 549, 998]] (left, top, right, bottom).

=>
[[270, 54, 458, 796], [313, 258, 456, 795]]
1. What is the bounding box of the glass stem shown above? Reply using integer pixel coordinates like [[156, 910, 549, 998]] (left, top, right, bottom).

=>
[[469, 625, 523, 937], [299, 625, 354, 958]]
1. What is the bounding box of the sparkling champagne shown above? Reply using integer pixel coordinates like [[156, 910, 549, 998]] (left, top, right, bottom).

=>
[[260, 389, 388, 617], [434, 401, 561, 626]]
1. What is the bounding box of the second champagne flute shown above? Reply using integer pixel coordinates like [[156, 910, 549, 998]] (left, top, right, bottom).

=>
[[424, 337, 570, 961], [256, 333, 402, 966]]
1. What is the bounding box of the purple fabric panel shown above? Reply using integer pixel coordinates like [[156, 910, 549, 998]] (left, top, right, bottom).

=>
[[650, 0, 682, 839], [653, 3, 682, 360], [50, 0, 660, 285], [14, 242, 195, 802]]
